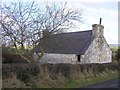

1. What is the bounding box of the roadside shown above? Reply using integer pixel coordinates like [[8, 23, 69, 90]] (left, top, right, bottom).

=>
[[64, 70, 118, 88], [2, 63, 118, 88], [84, 78, 119, 88]]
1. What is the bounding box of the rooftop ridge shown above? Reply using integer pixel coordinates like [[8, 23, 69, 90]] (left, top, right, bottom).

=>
[[59, 30, 92, 34]]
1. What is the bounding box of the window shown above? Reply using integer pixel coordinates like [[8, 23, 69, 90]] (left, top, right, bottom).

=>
[[77, 55, 81, 62]]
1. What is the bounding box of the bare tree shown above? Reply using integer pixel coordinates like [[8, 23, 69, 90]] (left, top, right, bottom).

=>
[[0, 1, 39, 62], [0, 1, 83, 63]]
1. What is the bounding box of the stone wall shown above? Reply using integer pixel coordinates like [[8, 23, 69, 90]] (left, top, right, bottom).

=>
[[39, 53, 78, 64], [81, 34, 112, 64]]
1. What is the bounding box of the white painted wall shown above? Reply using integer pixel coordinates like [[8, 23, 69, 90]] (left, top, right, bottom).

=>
[[39, 53, 78, 64]]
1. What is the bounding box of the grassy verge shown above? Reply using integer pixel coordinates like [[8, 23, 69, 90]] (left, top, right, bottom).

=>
[[64, 70, 118, 88], [2, 64, 118, 88]]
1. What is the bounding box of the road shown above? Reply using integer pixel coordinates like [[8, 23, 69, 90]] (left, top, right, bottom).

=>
[[84, 79, 119, 88]]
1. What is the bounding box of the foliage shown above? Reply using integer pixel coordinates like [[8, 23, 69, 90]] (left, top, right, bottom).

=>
[[2, 63, 118, 88], [2, 74, 27, 88], [2, 46, 17, 55], [116, 46, 120, 60], [3, 69, 118, 88], [2, 46, 32, 55], [2, 46, 33, 63], [111, 47, 118, 62], [111, 47, 118, 52]]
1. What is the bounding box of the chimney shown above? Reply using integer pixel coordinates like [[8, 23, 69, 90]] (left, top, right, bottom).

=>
[[43, 27, 51, 37], [92, 24, 104, 37], [92, 18, 104, 37], [43, 28, 50, 37]]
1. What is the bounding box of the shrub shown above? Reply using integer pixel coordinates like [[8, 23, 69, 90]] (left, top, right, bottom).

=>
[[2, 46, 32, 55], [2, 63, 118, 88], [116, 47, 120, 60], [111, 47, 118, 62], [2, 46, 17, 55]]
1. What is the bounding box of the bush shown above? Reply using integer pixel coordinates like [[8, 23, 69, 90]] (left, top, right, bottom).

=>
[[2, 46, 17, 55], [2, 63, 118, 88], [116, 47, 120, 60], [2, 54, 28, 63], [2, 46, 33, 63], [111, 47, 118, 62], [2, 46, 32, 55]]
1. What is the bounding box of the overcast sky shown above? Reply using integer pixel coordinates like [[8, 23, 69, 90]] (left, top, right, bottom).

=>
[[2, 0, 118, 44]]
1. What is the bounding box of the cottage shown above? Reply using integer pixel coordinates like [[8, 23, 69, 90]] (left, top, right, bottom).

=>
[[34, 24, 112, 64]]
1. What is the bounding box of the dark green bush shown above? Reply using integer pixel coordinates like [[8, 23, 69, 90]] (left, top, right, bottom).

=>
[[116, 47, 120, 60], [2, 46, 32, 55], [17, 70, 31, 83], [2, 46, 33, 63], [111, 47, 118, 62], [2, 46, 17, 55]]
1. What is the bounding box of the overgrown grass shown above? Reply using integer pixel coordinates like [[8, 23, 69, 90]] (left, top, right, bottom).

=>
[[64, 70, 118, 88], [2, 67, 118, 88], [2, 74, 27, 88]]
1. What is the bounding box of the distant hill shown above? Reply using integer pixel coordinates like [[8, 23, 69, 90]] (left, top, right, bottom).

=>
[[109, 44, 119, 48]]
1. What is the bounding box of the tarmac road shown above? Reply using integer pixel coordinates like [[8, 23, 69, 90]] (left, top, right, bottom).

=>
[[84, 78, 119, 88]]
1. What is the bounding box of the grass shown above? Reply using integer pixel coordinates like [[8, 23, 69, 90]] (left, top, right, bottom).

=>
[[63, 70, 118, 88], [2, 68, 118, 88], [3, 62, 118, 88], [2, 74, 27, 88]]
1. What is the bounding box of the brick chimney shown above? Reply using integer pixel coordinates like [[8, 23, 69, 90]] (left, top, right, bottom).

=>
[[92, 24, 104, 37]]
